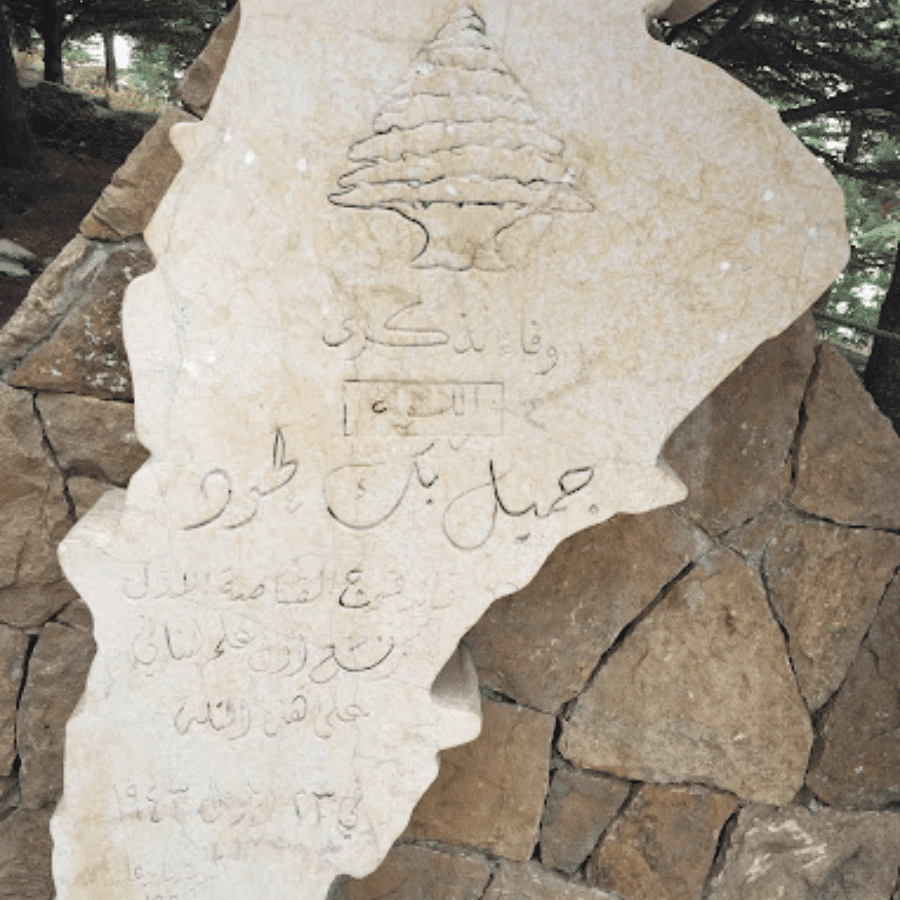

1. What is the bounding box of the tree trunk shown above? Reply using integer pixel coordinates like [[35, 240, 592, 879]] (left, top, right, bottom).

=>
[[102, 31, 117, 89], [39, 0, 63, 83], [863, 240, 900, 435], [0, 5, 42, 170]]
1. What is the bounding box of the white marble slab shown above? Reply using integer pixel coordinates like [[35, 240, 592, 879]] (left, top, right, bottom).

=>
[[52, 2, 847, 899]]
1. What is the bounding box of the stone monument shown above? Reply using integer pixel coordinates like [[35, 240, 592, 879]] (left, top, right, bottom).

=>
[[51, 1, 848, 898]]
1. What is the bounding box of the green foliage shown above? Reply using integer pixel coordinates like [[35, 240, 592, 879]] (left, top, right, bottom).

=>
[[659, 0, 900, 347], [126, 41, 177, 100], [62, 41, 92, 65]]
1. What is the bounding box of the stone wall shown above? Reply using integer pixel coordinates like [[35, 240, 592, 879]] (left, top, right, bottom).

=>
[[1, 9, 899, 898]]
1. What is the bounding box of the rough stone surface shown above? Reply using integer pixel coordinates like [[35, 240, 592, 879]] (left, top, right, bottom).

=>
[[333, 843, 492, 900], [465, 507, 708, 712], [52, 2, 848, 898], [9, 241, 153, 399], [661, 313, 816, 536], [36, 394, 147, 485], [53, 598, 94, 633], [707, 804, 900, 900], [17, 622, 96, 809], [0, 625, 30, 777], [0, 235, 94, 372], [0, 809, 54, 899], [485, 861, 621, 900], [792, 342, 900, 528], [560, 548, 812, 804], [764, 520, 900, 711], [0, 384, 75, 628], [587, 783, 737, 900], [540, 766, 631, 875], [806, 578, 900, 809], [723, 500, 787, 564], [405, 699, 554, 860], [66, 475, 112, 519], [176, 5, 241, 117], [80, 107, 198, 241]]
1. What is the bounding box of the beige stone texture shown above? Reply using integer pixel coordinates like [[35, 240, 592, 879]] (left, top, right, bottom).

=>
[[791, 342, 900, 528], [661, 313, 816, 536], [485, 860, 621, 900], [587, 783, 737, 900], [659, 0, 718, 23], [54, 597, 94, 633], [807, 578, 900, 809], [0, 235, 94, 371], [764, 520, 900, 711], [0, 625, 30, 777], [0, 384, 75, 628], [17, 622, 96, 809], [539, 766, 631, 875], [466, 507, 709, 712], [36, 393, 148, 485], [333, 843, 492, 900], [176, 5, 241, 117], [560, 548, 812, 804], [405, 698, 554, 859], [706, 804, 900, 900], [0, 809, 54, 900], [80, 107, 198, 241], [52, 1, 847, 897], [9, 240, 153, 399]]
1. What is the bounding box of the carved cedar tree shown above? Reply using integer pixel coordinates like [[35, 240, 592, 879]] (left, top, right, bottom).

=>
[[329, 4, 593, 271]]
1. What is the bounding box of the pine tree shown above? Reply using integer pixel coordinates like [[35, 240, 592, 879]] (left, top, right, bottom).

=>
[[330, 5, 592, 271]]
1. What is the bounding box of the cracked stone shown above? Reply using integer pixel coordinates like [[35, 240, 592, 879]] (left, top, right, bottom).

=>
[[586, 782, 737, 900], [661, 313, 815, 536], [764, 520, 900, 711], [465, 507, 708, 712], [0, 809, 53, 899], [723, 501, 787, 564], [559, 548, 812, 804], [176, 6, 240, 117], [0, 625, 30, 777], [17, 622, 95, 809], [706, 804, 900, 900], [332, 843, 492, 900], [539, 766, 631, 875], [404, 699, 554, 860], [35, 393, 148, 486], [0, 384, 75, 628], [9, 241, 154, 399], [484, 860, 621, 900], [791, 342, 900, 528], [806, 577, 900, 809], [80, 107, 198, 241], [66, 475, 113, 519]]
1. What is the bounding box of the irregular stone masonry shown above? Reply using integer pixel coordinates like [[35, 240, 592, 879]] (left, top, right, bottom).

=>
[[1, 4, 899, 899]]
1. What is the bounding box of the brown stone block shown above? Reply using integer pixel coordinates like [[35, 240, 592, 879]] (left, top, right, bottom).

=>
[[80, 106, 198, 242], [539, 766, 631, 875], [9, 240, 153, 399], [66, 475, 113, 519], [0, 384, 74, 627], [0, 235, 94, 371], [36, 393, 148, 485], [176, 5, 241, 117], [0, 809, 53, 899], [484, 860, 621, 900], [560, 549, 812, 804], [404, 699, 554, 860], [791, 342, 900, 528], [17, 622, 95, 809], [707, 805, 900, 899], [333, 843, 491, 900], [764, 520, 900, 710], [661, 313, 816, 536], [807, 578, 900, 809], [0, 625, 29, 777], [465, 506, 708, 712], [587, 783, 737, 900]]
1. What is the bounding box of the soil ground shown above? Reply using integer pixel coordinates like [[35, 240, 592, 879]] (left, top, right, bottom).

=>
[[0, 79, 154, 328]]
